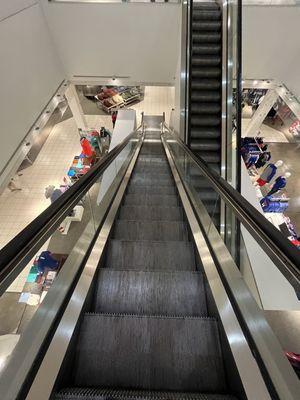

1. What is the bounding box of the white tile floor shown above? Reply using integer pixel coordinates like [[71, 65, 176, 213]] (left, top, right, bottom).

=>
[[1, 86, 175, 293]]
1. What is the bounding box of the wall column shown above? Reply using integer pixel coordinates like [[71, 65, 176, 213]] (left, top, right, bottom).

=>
[[244, 89, 279, 137], [64, 84, 88, 131]]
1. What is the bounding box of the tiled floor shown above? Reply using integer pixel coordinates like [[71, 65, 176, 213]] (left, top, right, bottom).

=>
[[0, 85, 175, 293]]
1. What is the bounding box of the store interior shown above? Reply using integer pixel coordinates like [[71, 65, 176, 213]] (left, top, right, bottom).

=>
[[0, 84, 175, 361], [241, 82, 300, 250]]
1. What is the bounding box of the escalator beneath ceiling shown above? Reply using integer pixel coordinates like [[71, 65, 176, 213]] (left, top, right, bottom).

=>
[[188, 1, 222, 226], [54, 129, 239, 400]]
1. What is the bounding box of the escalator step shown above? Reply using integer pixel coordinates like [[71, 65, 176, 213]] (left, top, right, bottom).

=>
[[55, 388, 238, 400], [192, 21, 221, 32], [106, 240, 196, 271], [191, 116, 220, 127], [191, 127, 220, 139], [94, 270, 207, 316], [191, 90, 220, 102], [192, 33, 221, 44], [124, 194, 179, 207], [134, 164, 170, 174], [191, 56, 221, 67], [113, 220, 188, 241], [131, 173, 173, 186], [191, 103, 221, 115], [73, 314, 227, 392], [193, 10, 221, 21], [193, 2, 219, 10], [192, 68, 221, 79], [137, 155, 169, 166], [189, 139, 221, 152], [191, 79, 221, 90], [127, 185, 176, 195], [119, 206, 183, 221], [193, 44, 221, 55]]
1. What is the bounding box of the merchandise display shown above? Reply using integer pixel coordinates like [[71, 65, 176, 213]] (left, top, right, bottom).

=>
[[266, 172, 291, 197], [19, 252, 67, 306], [242, 136, 299, 249], [256, 160, 283, 187], [94, 85, 144, 113]]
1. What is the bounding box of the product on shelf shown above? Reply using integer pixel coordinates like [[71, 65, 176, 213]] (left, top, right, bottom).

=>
[[94, 85, 143, 113]]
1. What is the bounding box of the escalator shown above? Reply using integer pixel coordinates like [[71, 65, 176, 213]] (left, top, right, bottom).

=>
[[0, 119, 299, 400], [188, 1, 222, 225], [54, 129, 234, 400]]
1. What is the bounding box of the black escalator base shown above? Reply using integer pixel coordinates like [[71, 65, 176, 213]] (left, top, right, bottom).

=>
[[55, 130, 235, 399], [189, 1, 222, 226]]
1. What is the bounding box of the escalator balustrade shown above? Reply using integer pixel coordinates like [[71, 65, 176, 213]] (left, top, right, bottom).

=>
[[55, 131, 237, 400]]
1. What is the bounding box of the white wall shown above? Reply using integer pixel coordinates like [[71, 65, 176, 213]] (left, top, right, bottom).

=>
[[40, 1, 181, 85], [0, 1, 64, 174], [243, 6, 300, 98]]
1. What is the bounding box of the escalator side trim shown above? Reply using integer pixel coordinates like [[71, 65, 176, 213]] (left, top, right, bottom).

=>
[[161, 135, 274, 400]]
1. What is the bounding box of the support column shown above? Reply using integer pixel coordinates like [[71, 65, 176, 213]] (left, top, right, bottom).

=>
[[244, 89, 279, 137], [64, 84, 88, 131]]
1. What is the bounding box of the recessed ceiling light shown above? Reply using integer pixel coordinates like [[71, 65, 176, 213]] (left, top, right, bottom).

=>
[[253, 80, 258, 85]]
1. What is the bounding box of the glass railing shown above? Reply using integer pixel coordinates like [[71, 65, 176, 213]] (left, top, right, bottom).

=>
[[163, 129, 300, 393], [0, 129, 142, 399]]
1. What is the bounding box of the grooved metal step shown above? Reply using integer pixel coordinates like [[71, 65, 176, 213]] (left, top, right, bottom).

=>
[[124, 194, 179, 207], [55, 387, 238, 400], [192, 33, 221, 44], [192, 44, 221, 55], [127, 185, 176, 195], [130, 172, 173, 187], [193, 10, 221, 20], [94, 270, 207, 316], [191, 91, 221, 102], [192, 21, 221, 32], [105, 240, 196, 271], [189, 139, 221, 152], [191, 127, 220, 139], [191, 80, 221, 90], [191, 103, 221, 115], [73, 314, 227, 392], [113, 220, 188, 241], [134, 164, 170, 174], [192, 68, 221, 79], [191, 116, 221, 127], [119, 206, 183, 221], [136, 155, 169, 165], [191, 56, 221, 67]]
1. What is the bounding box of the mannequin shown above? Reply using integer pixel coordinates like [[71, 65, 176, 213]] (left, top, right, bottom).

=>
[[267, 172, 291, 196], [256, 160, 283, 187]]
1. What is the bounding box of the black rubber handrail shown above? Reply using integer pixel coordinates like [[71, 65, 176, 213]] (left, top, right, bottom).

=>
[[164, 127, 300, 297], [0, 127, 142, 294]]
